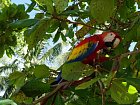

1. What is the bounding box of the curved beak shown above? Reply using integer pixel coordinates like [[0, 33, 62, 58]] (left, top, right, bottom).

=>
[[112, 38, 120, 48]]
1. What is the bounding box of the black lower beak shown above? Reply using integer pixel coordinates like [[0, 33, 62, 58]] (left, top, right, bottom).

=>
[[105, 38, 116, 48], [105, 42, 113, 47]]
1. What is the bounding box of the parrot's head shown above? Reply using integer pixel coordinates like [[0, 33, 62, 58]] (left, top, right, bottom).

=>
[[101, 32, 121, 49]]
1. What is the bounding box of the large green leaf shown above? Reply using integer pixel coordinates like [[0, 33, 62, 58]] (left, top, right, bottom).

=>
[[9, 71, 25, 88], [62, 62, 85, 81], [45, 0, 54, 13], [90, 0, 115, 23], [110, 79, 138, 104], [8, 19, 39, 29], [21, 79, 50, 97], [75, 77, 99, 90], [33, 64, 50, 78], [54, 0, 68, 14], [54, 93, 64, 105], [24, 18, 49, 50]]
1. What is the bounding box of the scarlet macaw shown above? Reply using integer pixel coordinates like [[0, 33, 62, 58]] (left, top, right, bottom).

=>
[[67, 31, 121, 64], [53, 31, 121, 84]]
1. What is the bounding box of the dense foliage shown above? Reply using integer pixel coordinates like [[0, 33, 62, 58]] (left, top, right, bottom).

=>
[[0, 0, 140, 105]]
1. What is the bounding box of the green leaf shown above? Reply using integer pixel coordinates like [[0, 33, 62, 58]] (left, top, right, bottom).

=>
[[124, 78, 140, 90], [90, 0, 115, 23], [0, 99, 17, 105], [137, 1, 140, 9], [137, 25, 140, 40], [45, 0, 54, 13], [118, 5, 128, 19], [128, 85, 138, 94], [75, 19, 96, 39], [75, 77, 99, 90], [11, 91, 33, 104], [21, 79, 50, 97], [53, 31, 61, 43], [65, 28, 74, 38], [33, 64, 50, 78], [54, 0, 68, 14], [9, 71, 25, 88], [24, 18, 49, 50], [0, 45, 5, 58], [8, 19, 39, 29], [35, 13, 44, 19], [110, 79, 138, 104], [26, 1, 36, 13], [16, 4, 29, 19], [54, 93, 64, 105], [136, 59, 140, 69], [61, 33, 67, 42], [35, 0, 54, 13], [6, 47, 14, 58], [120, 57, 130, 68], [47, 19, 60, 33], [62, 62, 85, 81]]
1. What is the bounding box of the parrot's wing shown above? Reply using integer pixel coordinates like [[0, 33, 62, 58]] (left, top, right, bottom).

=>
[[67, 41, 99, 63]]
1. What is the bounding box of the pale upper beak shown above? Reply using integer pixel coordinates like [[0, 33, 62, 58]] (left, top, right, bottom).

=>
[[112, 38, 120, 48]]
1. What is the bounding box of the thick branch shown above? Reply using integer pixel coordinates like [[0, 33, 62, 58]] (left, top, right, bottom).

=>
[[31, 74, 95, 105], [32, 82, 69, 105]]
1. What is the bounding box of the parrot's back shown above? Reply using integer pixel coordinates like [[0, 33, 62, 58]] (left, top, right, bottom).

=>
[[67, 35, 102, 64]]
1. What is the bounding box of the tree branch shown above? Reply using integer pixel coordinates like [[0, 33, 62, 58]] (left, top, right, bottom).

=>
[[111, 49, 140, 61], [32, 82, 69, 105], [98, 80, 106, 105], [120, 50, 140, 59]]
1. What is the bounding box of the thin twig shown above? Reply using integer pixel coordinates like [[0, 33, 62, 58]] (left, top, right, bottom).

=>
[[112, 49, 140, 60], [98, 80, 106, 105], [120, 50, 140, 59], [53, 15, 108, 30], [95, 70, 106, 105]]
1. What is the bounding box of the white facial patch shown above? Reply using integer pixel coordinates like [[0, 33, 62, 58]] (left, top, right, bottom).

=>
[[103, 32, 115, 42], [113, 38, 120, 48]]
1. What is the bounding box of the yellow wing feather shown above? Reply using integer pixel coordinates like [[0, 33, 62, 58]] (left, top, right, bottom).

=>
[[67, 43, 89, 61]]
